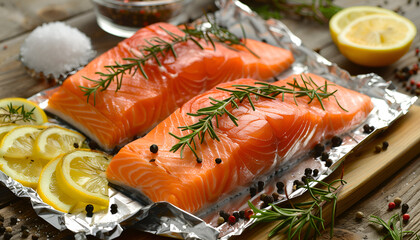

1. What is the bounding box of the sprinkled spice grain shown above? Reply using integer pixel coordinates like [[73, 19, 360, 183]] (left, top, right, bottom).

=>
[[149, 159, 156, 162], [217, 216, 225, 225], [73, 142, 79, 148], [313, 143, 324, 157], [304, 168, 312, 176], [260, 193, 267, 201], [196, 158, 202, 164], [321, 152, 329, 161], [272, 192, 280, 201], [245, 209, 253, 219], [331, 136, 343, 147], [22, 229, 30, 238], [313, 169, 319, 177], [355, 211, 364, 220], [394, 197, 402, 207], [382, 141, 389, 150], [4, 232, 12, 240], [325, 159, 333, 167], [402, 203, 409, 214], [10, 216, 17, 225], [375, 145, 382, 153], [249, 186, 257, 197], [228, 215, 237, 225], [257, 181, 264, 192], [215, 158, 222, 164], [150, 144, 158, 153]]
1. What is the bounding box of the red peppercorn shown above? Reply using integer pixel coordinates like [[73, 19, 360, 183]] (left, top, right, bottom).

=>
[[244, 209, 254, 220], [388, 202, 396, 210], [416, 47, 419, 56], [416, 82, 420, 88], [403, 214, 410, 221], [410, 79, 416, 85], [228, 215, 236, 224]]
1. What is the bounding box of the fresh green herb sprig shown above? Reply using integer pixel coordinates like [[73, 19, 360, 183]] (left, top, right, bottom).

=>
[[243, 0, 342, 24], [0, 103, 35, 123], [80, 17, 258, 104], [248, 178, 346, 239], [369, 214, 420, 240], [170, 74, 346, 159]]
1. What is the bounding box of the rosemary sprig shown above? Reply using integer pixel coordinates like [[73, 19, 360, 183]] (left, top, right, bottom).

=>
[[248, 178, 346, 239], [0, 103, 36, 123], [80, 17, 258, 104], [243, 0, 342, 24], [170, 74, 346, 158], [369, 214, 420, 240]]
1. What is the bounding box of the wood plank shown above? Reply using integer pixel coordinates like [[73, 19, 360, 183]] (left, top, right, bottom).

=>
[[0, 0, 93, 42]]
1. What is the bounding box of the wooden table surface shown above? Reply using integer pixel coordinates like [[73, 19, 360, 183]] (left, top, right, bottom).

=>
[[0, 0, 419, 239]]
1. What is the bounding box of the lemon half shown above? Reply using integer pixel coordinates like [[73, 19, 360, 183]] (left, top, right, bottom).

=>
[[56, 149, 111, 206], [329, 6, 397, 44], [336, 14, 416, 66], [0, 98, 47, 125]]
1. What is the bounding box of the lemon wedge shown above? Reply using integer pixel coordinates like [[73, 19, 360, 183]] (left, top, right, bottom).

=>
[[0, 125, 46, 188], [34, 126, 86, 162], [329, 6, 397, 44], [56, 149, 111, 206], [0, 98, 48, 125], [0, 124, 17, 141], [336, 14, 416, 66]]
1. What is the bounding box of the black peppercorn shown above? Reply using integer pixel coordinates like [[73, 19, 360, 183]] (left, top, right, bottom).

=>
[[402, 203, 409, 214], [263, 195, 274, 204], [87, 212, 93, 218], [10, 216, 17, 225], [0, 214, 3, 222], [21, 225, 28, 231], [276, 181, 284, 190], [321, 152, 329, 161], [363, 124, 373, 134], [219, 210, 230, 222], [331, 136, 343, 147], [32, 235, 40, 240], [85, 204, 94, 213], [110, 204, 118, 214], [304, 168, 312, 176], [4, 232, 12, 240], [215, 158, 222, 164], [374, 145, 382, 153], [0, 226, 5, 234], [313, 169, 319, 177], [239, 210, 245, 219], [325, 159, 333, 167], [88, 140, 99, 150], [196, 158, 202, 164], [233, 212, 240, 219], [73, 142, 79, 148], [259, 193, 267, 201], [382, 141, 389, 150], [149, 159, 156, 162], [257, 181, 264, 192], [313, 143, 324, 157], [301, 175, 308, 183], [150, 144, 158, 153], [293, 180, 303, 187], [22, 229, 30, 238], [272, 192, 280, 201], [250, 186, 257, 197]]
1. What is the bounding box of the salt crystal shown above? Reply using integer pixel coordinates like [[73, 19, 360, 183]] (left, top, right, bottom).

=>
[[20, 22, 95, 78]]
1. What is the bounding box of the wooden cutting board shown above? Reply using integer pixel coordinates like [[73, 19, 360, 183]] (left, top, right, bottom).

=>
[[115, 105, 420, 239]]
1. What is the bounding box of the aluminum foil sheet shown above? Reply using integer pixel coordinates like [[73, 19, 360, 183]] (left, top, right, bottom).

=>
[[1, 0, 418, 239]]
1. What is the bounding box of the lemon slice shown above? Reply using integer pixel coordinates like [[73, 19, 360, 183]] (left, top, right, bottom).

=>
[[336, 14, 416, 66], [38, 157, 79, 212], [0, 125, 46, 159], [0, 124, 17, 141], [329, 6, 397, 44], [0, 98, 48, 125], [0, 125, 46, 188], [34, 126, 86, 162], [56, 149, 111, 206]]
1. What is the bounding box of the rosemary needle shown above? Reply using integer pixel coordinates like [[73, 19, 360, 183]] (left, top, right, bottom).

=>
[[80, 16, 258, 105], [170, 74, 347, 159], [0, 103, 36, 123]]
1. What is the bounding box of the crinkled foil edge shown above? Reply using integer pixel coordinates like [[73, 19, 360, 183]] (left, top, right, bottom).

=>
[[1, 0, 417, 240]]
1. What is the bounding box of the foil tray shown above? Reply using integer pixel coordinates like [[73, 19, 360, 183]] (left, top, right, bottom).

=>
[[0, 0, 417, 239]]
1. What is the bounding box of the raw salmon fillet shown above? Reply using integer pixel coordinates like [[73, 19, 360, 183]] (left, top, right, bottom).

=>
[[106, 73, 374, 213], [47, 23, 294, 150]]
